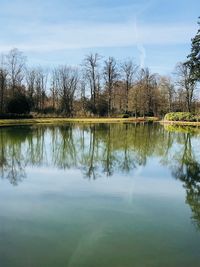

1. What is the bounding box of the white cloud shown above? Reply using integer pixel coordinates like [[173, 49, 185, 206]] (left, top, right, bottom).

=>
[[0, 21, 197, 53]]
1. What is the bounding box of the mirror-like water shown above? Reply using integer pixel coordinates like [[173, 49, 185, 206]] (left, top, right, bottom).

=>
[[0, 123, 200, 267]]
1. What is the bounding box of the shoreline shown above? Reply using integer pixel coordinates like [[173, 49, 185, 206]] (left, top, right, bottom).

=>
[[160, 120, 200, 126], [1, 117, 200, 127], [0, 117, 159, 127]]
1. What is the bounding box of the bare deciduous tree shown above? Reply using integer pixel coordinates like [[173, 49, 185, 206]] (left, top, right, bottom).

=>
[[0, 68, 7, 113], [50, 68, 60, 111], [83, 53, 101, 110], [159, 76, 175, 113], [103, 57, 118, 115], [6, 48, 26, 95], [57, 66, 79, 116], [121, 60, 138, 113], [175, 62, 197, 112], [34, 68, 48, 111], [26, 68, 37, 108]]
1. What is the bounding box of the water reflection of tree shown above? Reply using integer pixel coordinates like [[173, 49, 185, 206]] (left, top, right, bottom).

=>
[[0, 123, 167, 183], [55, 125, 77, 169], [1, 123, 200, 230], [102, 124, 115, 176], [169, 132, 200, 229], [0, 127, 29, 185]]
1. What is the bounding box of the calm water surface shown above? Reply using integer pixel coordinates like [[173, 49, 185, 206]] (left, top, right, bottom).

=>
[[0, 123, 200, 267]]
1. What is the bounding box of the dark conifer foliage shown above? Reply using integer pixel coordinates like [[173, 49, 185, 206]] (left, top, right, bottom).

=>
[[186, 18, 200, 83]]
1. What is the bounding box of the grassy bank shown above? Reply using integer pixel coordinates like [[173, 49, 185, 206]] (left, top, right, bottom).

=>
[[161, 120, 200, 126], [161, 112, 200, 126], [0, 117, 159, 127]]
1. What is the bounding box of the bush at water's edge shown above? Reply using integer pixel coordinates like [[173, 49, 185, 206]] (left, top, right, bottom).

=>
[[0, 113, 33, 119], [164, 112, 200, 122]]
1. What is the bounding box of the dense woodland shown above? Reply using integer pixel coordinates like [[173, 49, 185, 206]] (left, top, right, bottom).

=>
[[0, 21, 200, 118]]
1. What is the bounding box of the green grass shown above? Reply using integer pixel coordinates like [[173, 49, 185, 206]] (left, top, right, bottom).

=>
[[161, 120, 200, 126], [164, 112, 200, 122], [0, 117, 159, 127], [161, 112, 200, 126]]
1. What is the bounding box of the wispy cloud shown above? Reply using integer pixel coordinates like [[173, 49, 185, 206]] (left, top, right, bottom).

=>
[[0, 21, 197, 53], [0, 0, 198, 73]]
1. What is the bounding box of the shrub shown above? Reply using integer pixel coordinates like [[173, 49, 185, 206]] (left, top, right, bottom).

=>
[[40, 107, 56, 114], [97, 98, 108, 117], [0, 113, 33, 119], [6, 93, 32, 114], [85, 100, 97, 114], [164, 112, 199, 122], [122, 114, 129, 118]]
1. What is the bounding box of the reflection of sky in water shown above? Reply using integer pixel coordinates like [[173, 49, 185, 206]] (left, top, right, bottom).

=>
[[0, 156, 184, 199], [0, 124, 200, 267]]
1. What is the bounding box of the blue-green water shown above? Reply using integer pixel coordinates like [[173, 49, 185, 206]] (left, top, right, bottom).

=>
[[0, 123, 200, 267]]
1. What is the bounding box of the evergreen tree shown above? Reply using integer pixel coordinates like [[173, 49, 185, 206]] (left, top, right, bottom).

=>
[[186, 18, 200, 83]]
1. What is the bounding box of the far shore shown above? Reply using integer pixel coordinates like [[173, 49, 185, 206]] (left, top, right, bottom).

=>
[[0, 117, 159, 127], [1, 117, 200, 127]]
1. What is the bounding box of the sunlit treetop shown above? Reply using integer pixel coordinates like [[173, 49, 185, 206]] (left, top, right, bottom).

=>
[[186, 18, 200, 82]]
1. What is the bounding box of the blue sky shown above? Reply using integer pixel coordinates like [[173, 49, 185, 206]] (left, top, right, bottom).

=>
[[0, 0, 199, 74]]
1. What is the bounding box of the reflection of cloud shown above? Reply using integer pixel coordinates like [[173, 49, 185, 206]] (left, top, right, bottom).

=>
[[68, 225, 107, 267], [3, 164, 183, 200]]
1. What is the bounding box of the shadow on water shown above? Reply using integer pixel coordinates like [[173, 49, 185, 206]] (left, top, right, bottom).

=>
[[0, 123, 200, 229]]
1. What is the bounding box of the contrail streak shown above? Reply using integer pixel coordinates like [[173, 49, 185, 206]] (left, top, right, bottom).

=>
[[134, 19, 146, 69]]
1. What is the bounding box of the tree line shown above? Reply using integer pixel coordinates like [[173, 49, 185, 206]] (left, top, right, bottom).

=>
[[0, 20, 199, 117]]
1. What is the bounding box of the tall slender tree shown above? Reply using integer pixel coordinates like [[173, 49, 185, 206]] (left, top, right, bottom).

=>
[[186, 18, 200, 83], [121, 60, 138, 113], [103, 57, 118, 116], [5, 48, 26, 96], [57, 66, 79, 116], [175, 62, 197, 112], [83, 53, 101, 111], [0, 68, 7, 113]]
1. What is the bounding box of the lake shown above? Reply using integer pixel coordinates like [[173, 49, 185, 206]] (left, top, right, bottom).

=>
[[0, 123, 200, 267]]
